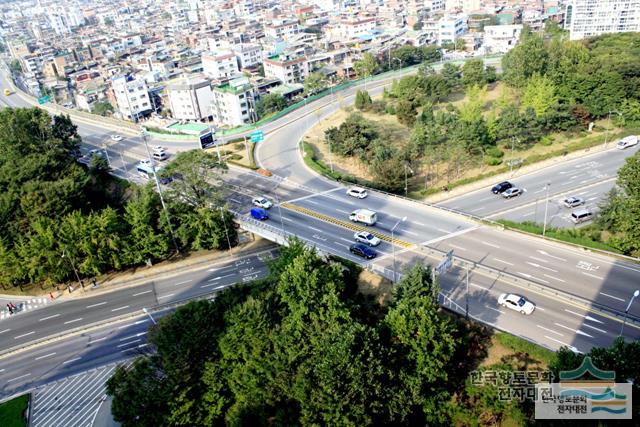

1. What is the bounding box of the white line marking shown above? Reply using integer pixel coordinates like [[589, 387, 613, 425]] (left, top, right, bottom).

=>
[[564, 309, 605, 324], [309, 226, 323, 233], [543, 274, 566, 283], [86, 302, 108, 308], [436, 227, 450, 233], [537, 325, 563, 336], [306, 200, 319, 205], [554, 322, 593, 338], [529, 256, 548, 263], [583, 272, 604, 280], [119, 332, 147, 341], [64, 318, 83, 324], [0, 329, 10, 334], [526, 262, 558, 272], [282, 217, 294, 222], [339, 237, 353, 243], [62, 357, 81, 365], [449, 244, 467, 251], [157, 293, 175, 299], [336, 209, 350, 214], [599, 292, 624, 302], [90, 336, 109, 343], [544, 336, 578, 351], [14, 331, 35, 339], [35, 352, 56, 360], [522, 212, 534, 217], [481, 241, 500, 248], [470, 282, 488, 290], [517, 272, 549, 284], [7, 373, 31, 383], [173, 280, 193, 286], [402, 230, 419, 236], [413, 221, 425, 226], [39, 313, 61, 321], [207, 266, 234, 273], [537, 250, 567, 262], [111, 306, 130, 312], [207, 273, 235, 282], [132, 290, 152, 296], [470, 207, 485, 213], [117, 339, 141, 348], [582, 323, 608, 334], [493, 258, 514, 266], [486, 306, 504, 314], [229, 198, 241, 204]]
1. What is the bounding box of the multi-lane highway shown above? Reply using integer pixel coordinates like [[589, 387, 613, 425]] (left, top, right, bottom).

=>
[[1, 54, 640, 401]]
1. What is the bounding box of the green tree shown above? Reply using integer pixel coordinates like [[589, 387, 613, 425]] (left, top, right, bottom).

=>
[[324, 113, 378, 158], [396, 99, 417, 127], [521, 73, 559, 118], [255, 93, 287, 119], [353, 52, 378, 80], [9, 59, 21, 73], [303, 72, 327, 95], [461, 59, 487, 88], [501, 29, 548, 87], [455, 38, 466, 51], [121, 188, 170, 264], [441, 63, 461, 91], [93, 101, 114, 116], [354, 89, 372, 110]]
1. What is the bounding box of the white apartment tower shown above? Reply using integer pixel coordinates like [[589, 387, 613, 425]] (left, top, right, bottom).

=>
[[568, 0, 640, 40], [211, 77, 256, 127], [111, 75, 152, 121], [167, 76, 214, 121], [202, 50, 240, 80]]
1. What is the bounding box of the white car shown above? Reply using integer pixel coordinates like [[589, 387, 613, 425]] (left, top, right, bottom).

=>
[[152, 145, 165, 153], [617, 135, 638, 150], [346, 186, 368, 199], [252, 197, 273, 209], [498, 293, 535, 315], [353, 231, 381, 246], [111, 134, 123, 142], [139, 159, 152, 166], [563, 196, 585, 208], [502, 187, 523, 199]]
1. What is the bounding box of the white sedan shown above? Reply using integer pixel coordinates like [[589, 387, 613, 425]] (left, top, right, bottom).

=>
[[498, 293, 535, 315], [616, 135, 638, 150], [346, 186, 368, 199], [353, 231, 381, 246], [252, 197, 273, 209], [111, 134, 123, 142]]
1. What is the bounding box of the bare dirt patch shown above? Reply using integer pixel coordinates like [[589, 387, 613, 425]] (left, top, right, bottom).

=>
[[357, 269, 394, 307]]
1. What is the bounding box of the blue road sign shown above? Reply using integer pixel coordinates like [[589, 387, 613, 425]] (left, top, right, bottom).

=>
[[38, 95, 51, 105], [250, 130, 264, 143]]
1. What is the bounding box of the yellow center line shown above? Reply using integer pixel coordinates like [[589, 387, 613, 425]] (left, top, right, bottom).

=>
[[281, 202, 414, 248]]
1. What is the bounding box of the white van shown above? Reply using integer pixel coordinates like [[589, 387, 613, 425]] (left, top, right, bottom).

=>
[[617, 135, 638, 150], [152, 151, 167, 161], [346, 186, 368, 199], [571, 208, 593, 224], [349, 209, 377, 226]]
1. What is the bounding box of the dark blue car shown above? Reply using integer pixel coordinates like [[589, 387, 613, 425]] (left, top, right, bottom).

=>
[[349, 243, 377, 259], [250, 207, 269, 221]]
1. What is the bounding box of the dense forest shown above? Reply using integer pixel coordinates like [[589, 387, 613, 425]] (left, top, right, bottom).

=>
[[326, 29, 640, 193], [107, 239, 640, 426], [0, 108, 237, 290]]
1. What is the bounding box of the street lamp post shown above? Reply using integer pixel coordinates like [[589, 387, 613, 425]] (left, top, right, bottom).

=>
[[542, 182, 551, 237], [274, 194, 286, 237], [603, 110, 622, 148], [62, 246, 82, 290], [620, 290, 640, 337], [404, 164, 413, 196], [218, 207, 233, 250], [391, 216, 407, 282], [142, 307, 157, 325], [465, 266, 470, 319]]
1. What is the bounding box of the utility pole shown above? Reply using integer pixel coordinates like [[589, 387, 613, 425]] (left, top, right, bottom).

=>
[[465, 266, 469, 319], [542, 182, 551, 237], [62, 246, 82, 290], [141, 130, 180, 254], [391, 217, 407, 282], [218, 207, 233, 250], [620, 290, 639, 337]]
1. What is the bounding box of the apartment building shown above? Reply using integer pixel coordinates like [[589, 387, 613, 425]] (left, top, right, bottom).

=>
[[265, 20, 300, 40], [483, 24, 523, 53], [232, 43, 263, 69], [111, 75, 152, 121], [167, 75, 214, 121], [263, 54, 309, 85], [202, 50, 240, 80], [336, 17, 377, 39], [445, 0, 481, 13], [438, 15, 467, 44], [568, 0, 640, 40], [211, 77, 256, 127]]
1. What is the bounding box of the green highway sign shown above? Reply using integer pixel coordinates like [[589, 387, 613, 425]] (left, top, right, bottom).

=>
[[38, 95, 51, 105]]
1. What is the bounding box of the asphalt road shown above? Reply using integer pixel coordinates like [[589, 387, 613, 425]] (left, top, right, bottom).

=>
[[437, 143, 640, 228]]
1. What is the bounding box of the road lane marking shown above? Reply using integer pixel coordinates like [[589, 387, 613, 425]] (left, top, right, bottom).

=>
[[413, 221, 425, 226], [564, 309, 604, 323], [554, 322, 593, 338], [537, 250, 567, 262], [336, 209, 350, 214], [120, 332, 147, 342], [111, 306, 130, 312], [481, 241, 500, 249], [543, 274, 566, 283], [0, 329, 10, 334], [526, 262, 558, 272], [35, 352, 56, 360], [582, 272, 604, 280], [309, 226, 323, 233], [207, 273, 235, 282], [421, 226, 479, 246], [306, 200, 319, 205], [582, 323, 608, 334], [449, 244, 467, 251], [39, 314, 61, 321], [7, 373, 31, 383], [229, 198, 241, 204], [470, 283, 488, 290], [470, 207, 485, 213], [486, 306, 504, 314], [63, 357, 82, 365], [117, 339, 141, 348], [537, 325, 563, 336], [132, 290, 152, 296], [116, 319, 149, 329], [599, 292, 624, 302], [64, 318, 83, 324], [86, 302, 107, 308], [402, 230, 419, 236], [90, 336, 109, 343], [14, 331, 35, 339], [157, 293, 175, 300], [517, 272, 549, 284], [173, 280, 193, 286], [522, 212, 534, 217], [282, 216, 294, 222], [207, 266, 234, 273], [339, 237, 353, 243], [544, 336, 581, 352], [436, 227, 450, 233], [334, 242, 350, 249], [493, 258, 514, 266], [529, 256, 549, 263]]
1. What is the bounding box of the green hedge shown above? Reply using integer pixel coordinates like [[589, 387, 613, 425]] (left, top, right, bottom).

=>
[[497, 220, 621, 254], [0, 394, 28, 427], [496, 333, 556, 366]]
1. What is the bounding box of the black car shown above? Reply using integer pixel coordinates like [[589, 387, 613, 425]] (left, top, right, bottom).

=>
[[349, 243, 377, 259], [491, 181, 513, 194]]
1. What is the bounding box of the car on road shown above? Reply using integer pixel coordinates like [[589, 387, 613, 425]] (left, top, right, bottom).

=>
[[570, 208, 593, 224], [349, 243, 377, 259], [110, 134, 123, 142], [4, 88, 12, 96], [250, 207, 269, 221], [498, 293, 535, 315], [152, 145, 165, 153], [139, 159, 153, 166], [502, 187, 523, 198], [346, 186, 368, 199], [563, 196, 585, 208], [616, 135, 638, 150], [353, 231, 381, 246], [491, 181, 513, 194], [252, 196, 273, 209]]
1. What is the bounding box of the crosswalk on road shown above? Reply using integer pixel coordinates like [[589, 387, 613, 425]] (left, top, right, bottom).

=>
[[0, 298, 50, 321]]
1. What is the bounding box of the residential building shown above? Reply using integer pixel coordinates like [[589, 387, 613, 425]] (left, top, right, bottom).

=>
[[211, 76, 256, 127], [202, 50, 240, 80], [167, 75, 214, 121], [445, 0, 481, 13], [568, 0, 640, 40], [263, 53, 309, 85], [265, 20, 300, 40], [233, 43, 263, 69], [336, 17, 377, 40], [436, 15, 467, 45], [483, 24, 523, 53], [111, 75, 152, 121]]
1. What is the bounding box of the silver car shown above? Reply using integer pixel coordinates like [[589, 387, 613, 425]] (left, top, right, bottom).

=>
[[502, 187, 523, 198], [252, 197, 273, 209], [563, 196, 584, 208], [353, 231, 381, 246]]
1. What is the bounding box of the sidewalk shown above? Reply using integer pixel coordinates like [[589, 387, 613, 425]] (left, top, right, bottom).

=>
[[49, 237, 277, 302]]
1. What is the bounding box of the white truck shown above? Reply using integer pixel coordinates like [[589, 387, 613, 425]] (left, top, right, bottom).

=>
[[349, 209, 377, 226]]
